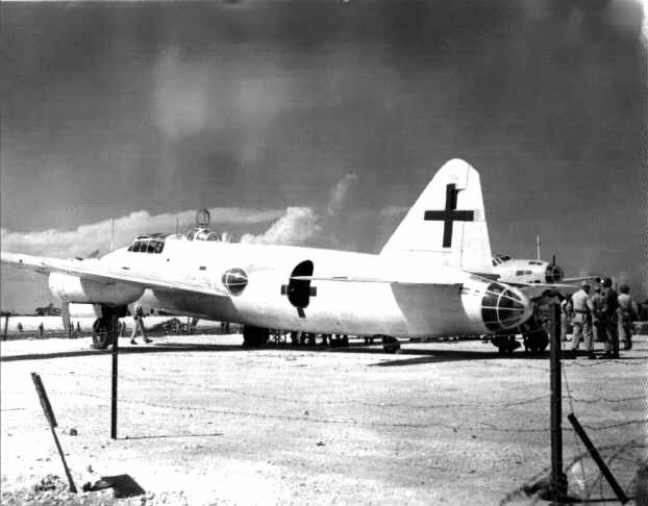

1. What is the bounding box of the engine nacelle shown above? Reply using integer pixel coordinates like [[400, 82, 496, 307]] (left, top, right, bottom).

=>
[[461, 278, 532, 333], [48, 272, 145, 306]]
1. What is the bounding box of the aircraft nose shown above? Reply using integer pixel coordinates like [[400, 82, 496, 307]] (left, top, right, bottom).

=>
[[481, 283, 532, 332]]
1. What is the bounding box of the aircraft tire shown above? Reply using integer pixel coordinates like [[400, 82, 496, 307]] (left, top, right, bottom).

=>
[[242, 325, 269, 348], [91, 317, 117, 350], [525, 330, 549, 354]]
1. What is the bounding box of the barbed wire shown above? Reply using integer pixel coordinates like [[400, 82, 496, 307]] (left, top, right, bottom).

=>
[[37, 370, 646, 413], [500, 439, 647, 505], [564, 357, 647, 368], [35, 386, 646, 435]]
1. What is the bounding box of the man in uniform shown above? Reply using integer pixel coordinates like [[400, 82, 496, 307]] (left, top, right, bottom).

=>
[[130, 304, 152, 345], [600, 278, 619, 358], [560, 295, 573, 342], [617, 284, 637, 350], [570, 281, 594, 358], [590, 286, 606, 345]]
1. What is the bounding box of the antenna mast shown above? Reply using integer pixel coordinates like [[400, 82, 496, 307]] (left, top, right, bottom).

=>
[[110, 219, 115, 251], [536, 234, 541, 260]]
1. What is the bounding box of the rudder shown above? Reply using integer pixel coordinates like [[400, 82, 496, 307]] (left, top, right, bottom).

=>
[[380, 159, 493, 273]]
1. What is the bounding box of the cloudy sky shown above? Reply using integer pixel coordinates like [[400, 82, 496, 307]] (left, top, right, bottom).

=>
[[1, 0, 646, 313]]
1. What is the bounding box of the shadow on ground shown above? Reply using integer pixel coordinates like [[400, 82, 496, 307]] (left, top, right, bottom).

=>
[[4, 340, 644, 365], [122, 432, 224, 441]]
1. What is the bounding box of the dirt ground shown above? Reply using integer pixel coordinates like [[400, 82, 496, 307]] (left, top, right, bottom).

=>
[[1, 334, 646, 505]]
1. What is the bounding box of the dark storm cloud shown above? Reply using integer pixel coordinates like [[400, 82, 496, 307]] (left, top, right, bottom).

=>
[[0, 0, 646, 311]]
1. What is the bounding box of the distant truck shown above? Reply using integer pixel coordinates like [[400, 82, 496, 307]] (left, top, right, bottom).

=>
[[34, 303, 61, 316]]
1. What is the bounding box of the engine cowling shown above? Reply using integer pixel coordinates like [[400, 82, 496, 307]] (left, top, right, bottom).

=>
[[545, 263, 564, 283], [461, 278, 532, 333], [48, 272, 144, 306]]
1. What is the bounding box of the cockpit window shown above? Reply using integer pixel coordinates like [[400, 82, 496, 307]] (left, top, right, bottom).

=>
[[492, 254, 511, 265], [127, 235, 166, 254]]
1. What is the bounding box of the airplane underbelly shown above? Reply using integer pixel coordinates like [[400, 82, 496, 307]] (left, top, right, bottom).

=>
[[234, 278, 481, 338], [148, 289, 241, 321]]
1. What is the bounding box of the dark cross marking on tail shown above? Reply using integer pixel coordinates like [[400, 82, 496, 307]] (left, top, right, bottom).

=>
[[424, 183, 474, 248]]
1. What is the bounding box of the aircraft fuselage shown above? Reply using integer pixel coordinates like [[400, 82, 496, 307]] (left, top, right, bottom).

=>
[[71, 239, 527, 338]]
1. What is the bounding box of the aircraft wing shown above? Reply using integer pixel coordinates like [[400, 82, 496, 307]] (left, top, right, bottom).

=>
[[290, 275, 462, 287], [502, 280, 579, 290], [561, 276, 600, 283], [1, 252, 228, 297]]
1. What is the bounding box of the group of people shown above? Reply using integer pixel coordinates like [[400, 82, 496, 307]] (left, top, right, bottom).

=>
[[561, 277, 638, 359]]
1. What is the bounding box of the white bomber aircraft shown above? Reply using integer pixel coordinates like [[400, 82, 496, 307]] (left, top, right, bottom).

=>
[[491, 253, 596, 286], [3, 159, 560, 350]]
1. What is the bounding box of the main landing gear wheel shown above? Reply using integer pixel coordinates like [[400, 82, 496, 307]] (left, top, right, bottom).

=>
[[92, 315, 120, 350], [523, 329, 549, 354], [242, 326, 269, 348], [493, 334, 520, 355]]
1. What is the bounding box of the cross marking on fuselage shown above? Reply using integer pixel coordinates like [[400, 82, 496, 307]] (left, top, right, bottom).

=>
[[423, 183, 474, 248], [281, 284, 317, 318]]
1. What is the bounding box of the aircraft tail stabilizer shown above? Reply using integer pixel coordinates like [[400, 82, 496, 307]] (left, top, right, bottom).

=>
[[380, 159, 493, 273]]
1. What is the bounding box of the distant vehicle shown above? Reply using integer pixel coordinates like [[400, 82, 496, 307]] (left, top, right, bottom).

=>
[[148, 317, 191, 334], [34, 303, 61, 316], [3, 159, 578, 352]]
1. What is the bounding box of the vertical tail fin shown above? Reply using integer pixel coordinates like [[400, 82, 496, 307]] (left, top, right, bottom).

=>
[[380, 159, 493, 273]]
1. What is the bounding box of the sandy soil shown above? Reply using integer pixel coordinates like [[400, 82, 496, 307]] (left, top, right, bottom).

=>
[[1, 334, 646, 505]]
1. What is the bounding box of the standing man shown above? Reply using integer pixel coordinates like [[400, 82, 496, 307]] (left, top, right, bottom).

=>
[[617, 284, 637, 350], [560, 295, 573, 342], [570, 281, 594, 358], [130, 304, 152, 345], [590, 286, 606, 345], [600, 277, 620, 358]]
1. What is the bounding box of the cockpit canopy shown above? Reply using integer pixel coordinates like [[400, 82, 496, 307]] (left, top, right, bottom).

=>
[[185, 227, 221, 241], [126, 228, 228, 254], [125, 209, 230, 254], [127, 233, 169, 254], [491, 254, 512, 266]]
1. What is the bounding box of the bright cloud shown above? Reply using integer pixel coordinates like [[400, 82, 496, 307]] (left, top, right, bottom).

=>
[[1, 172, 407, 257], [240, 207, 322, 245], [1, 207, 283, 258], [240, 172, 362, 246], [327, 173, 358, 216]]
